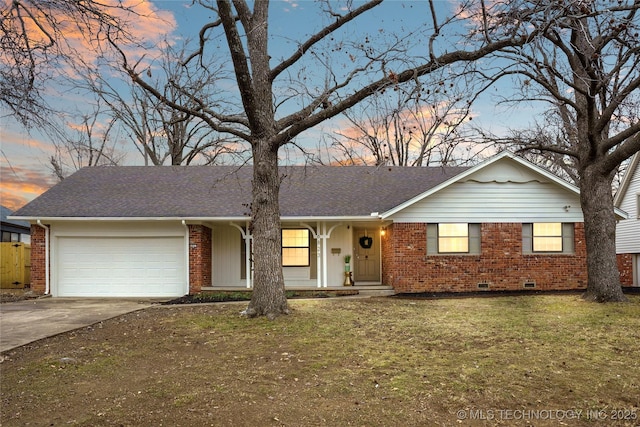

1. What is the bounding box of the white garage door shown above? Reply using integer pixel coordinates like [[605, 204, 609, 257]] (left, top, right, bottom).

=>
[[57, 236, 185, 297]]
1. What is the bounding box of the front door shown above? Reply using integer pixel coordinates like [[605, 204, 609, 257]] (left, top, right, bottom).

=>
[[353, 227, 380, 282]]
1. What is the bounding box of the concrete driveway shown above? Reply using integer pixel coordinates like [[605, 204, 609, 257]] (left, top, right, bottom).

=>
[[0, 298, 160, 353]]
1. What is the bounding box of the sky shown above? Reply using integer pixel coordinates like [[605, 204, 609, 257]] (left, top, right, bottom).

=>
[[0, 0, 539, 212]]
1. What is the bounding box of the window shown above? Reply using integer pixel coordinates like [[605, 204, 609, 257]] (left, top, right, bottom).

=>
[[438, 223, 469, 253], [282, 229, 310, 266], [533, 223, 562, 252], [523, 223, 574, 254], [1, 231, 19, 242], [427, 223, 481, 254]]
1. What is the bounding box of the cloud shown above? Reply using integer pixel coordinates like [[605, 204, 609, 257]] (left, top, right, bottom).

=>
[[0, 165, 56, 210], [3, 0, 177, 77]]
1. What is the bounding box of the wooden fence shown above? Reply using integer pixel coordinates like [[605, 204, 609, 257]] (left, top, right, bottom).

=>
[[0, 242, 31, 289]]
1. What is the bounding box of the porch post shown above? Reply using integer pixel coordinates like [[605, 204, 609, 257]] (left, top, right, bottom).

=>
[[245, 220, 252, 289], [317, 222, 322, 288], [322, 222, 328, 288]]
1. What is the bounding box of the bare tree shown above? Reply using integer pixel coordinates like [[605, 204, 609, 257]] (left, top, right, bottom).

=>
[[87, 40, 244, 166], [106, 0, 551, 319], [49, 101, 124, 180], [323, 76, 481, 167], [483, 0, 640, 302], [0, 0, 150, 128], [487, 111, 582, 185]]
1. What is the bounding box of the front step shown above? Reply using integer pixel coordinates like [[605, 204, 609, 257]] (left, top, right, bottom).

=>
[[345, 285, 395, 297], [356, 287, 396, 297]]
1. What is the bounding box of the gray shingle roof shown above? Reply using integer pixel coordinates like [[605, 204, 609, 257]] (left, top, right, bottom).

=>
[[1, 205, 31, 229], [13, 165, 469, 219]]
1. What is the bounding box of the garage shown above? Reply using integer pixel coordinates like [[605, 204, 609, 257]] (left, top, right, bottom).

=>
[[55, 235, 186, 297]]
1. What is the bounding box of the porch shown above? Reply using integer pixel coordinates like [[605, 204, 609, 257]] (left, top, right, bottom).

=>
[[201, 284, 395, 297]]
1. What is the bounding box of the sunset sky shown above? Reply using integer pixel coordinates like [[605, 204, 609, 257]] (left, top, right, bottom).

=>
[[0, 0, 536, 212]]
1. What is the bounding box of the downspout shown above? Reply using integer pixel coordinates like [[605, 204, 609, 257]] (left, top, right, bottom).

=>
[[182, 220, 190, 295], [36, 220, 50, 295]]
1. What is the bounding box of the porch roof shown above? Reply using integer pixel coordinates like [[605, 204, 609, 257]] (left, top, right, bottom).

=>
[[13, 165, 468, 219]]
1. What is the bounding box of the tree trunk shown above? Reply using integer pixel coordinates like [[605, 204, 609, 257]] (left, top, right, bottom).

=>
[[579, 168, 628, 302], [243, 142, 290, 319]]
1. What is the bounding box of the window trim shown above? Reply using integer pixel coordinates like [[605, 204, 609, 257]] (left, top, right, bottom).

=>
[[437, 223, 470, 254], [532, 222, 563, 253], [281, 228, 310, 267], [523, 223, 574, 254], [427, 223, 481, 255]]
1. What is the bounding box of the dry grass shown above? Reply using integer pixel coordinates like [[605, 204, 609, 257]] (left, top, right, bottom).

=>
[[1, 294, 639, 426]]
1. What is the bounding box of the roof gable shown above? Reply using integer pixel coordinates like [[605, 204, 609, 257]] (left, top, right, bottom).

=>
[[380, 151, 580, 218], [381, 152, 627, 220], [614, 152, 639, 208]]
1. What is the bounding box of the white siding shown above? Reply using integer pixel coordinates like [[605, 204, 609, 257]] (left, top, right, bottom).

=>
[[388, 157, 582, 223], [212, 225, 244, 287], [326, 225, 352, 286], [616, 162, 640, 253], [210, 223, 353, 288], [51, 221, 186, 237], [389, 181, 583, 223]]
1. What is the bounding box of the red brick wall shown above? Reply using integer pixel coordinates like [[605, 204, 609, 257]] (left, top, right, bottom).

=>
[[383, 223, 589, 293], [29, 224, 48, 294], [188, 224, 212, 294], [617, 254, 634, 287], [381, 224, 395, 288]]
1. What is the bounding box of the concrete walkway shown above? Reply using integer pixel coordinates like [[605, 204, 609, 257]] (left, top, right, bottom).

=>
[[0, 298, 159, 353]]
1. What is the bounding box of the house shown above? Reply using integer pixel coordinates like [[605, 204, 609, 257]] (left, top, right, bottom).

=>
[[1, 205, 31, 243], [11, 151, 626, 298], [615, 153, 640, 287]]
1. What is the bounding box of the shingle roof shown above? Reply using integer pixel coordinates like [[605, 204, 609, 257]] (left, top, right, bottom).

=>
[[13, 165, 469, 219], [1, 205, 31, 229]]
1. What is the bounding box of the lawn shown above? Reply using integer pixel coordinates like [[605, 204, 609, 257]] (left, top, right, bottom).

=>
[[1, 294, 639, 426]]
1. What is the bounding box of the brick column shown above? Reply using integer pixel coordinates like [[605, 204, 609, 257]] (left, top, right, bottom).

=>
[[188, 224, 212, 294], [29, 224, 48, 294]]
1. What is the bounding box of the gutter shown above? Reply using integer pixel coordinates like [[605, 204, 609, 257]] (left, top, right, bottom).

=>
[[36, 220, 50, 295], [8, 215, 384, 222], [181, 220, 190, 296]]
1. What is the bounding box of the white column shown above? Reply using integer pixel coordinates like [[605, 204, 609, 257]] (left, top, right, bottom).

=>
[[322, 222, 328, 288], [245, 221, 252, 289], [317, 223, 322, 288]]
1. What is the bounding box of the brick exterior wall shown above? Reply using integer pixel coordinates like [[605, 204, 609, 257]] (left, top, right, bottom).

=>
[[29, 224, 48, 294], [188, 224, 212, 294], [382, 222, 589, 293], [617, 254, 634, 287]]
